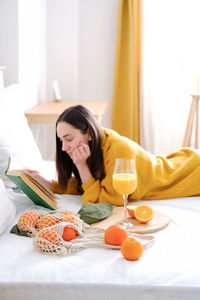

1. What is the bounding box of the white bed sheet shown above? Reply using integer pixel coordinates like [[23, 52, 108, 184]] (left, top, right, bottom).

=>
[[0, 189, 200, 300]]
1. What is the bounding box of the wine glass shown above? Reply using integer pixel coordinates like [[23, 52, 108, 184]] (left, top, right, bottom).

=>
[[112, 158, 137, 228]]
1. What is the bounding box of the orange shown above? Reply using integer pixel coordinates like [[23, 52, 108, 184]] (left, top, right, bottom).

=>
[[38, 226, 59, 244], [61, 215, 77, 223], [134, 204, 153, 224], [60, 214, 81, 228], [17, 210, 39, 231], [104, 224, 128, 246], [120, 237, 143, 261], [37, 226, 59, 252], [62, 226, 77, 241], [59, 210, 73, 216], [127, 205, 137, 218], [37, 214, 58, 230]]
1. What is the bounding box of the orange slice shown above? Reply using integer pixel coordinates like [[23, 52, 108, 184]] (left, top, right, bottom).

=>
[[127, 205, 137, 218], [134, 204, 153, 223]]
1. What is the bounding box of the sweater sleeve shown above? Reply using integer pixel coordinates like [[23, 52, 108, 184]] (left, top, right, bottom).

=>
[[51, 176, 81, 195], [81, 174, 124, 206]]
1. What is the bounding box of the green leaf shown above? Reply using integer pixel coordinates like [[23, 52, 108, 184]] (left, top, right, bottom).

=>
[[78, 203, 115, 224], [10, 224, 30, 237]]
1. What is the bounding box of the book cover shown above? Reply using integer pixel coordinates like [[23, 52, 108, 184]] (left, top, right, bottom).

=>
[[5, 157, 57, 210]]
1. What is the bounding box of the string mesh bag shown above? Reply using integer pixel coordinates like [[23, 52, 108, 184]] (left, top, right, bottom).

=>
[[33, 220, 155, 256], [33, 221, 83, 255], [17, 209, 81, 238], [17, 210, 40, 235]]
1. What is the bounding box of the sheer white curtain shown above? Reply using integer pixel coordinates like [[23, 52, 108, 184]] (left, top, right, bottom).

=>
[[140, 0, 200, 155]]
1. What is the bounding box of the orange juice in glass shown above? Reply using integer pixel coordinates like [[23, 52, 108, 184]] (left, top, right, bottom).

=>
[[113, 173, 137, 195], [113, 159, 137, 228]]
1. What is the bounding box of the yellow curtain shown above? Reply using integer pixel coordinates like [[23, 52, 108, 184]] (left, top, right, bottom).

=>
[[112, 0, 141, 143]]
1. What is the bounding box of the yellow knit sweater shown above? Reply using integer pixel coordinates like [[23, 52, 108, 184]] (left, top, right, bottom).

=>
[[51, 128, 200, 205]]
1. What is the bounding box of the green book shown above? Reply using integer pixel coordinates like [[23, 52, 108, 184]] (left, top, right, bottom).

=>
[[5, 157, 57, 210]]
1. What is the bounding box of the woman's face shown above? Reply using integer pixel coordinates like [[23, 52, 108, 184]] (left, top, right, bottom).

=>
[[57, 121, 91, 158]]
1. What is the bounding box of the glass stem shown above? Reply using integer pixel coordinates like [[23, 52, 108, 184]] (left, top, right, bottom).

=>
[[123, 194, 128, 222]]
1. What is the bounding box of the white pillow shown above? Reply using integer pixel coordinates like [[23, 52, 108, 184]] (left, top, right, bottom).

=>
[[0, 84, 43, 186], [0, 179, 16, 235]]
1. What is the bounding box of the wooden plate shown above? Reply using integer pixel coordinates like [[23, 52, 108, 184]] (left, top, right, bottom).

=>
[[92, 207, 169, 233]]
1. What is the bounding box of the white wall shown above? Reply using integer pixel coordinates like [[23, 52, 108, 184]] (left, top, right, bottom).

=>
[[78, 0, 118, 128], [46, 0, 118, 129], [0, 0, 119, 160], [0, 0, 18, 85], [18, 0, 47, 110], [46, 0, 79, 102]]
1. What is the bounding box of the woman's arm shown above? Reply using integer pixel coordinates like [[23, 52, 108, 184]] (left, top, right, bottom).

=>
[[81, 150, 125, 206], [81, 171, 124, 206]]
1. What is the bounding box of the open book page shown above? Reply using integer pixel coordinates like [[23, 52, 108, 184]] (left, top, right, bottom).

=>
[[23, 170, 56, 200], [6, 157, 57, 201]]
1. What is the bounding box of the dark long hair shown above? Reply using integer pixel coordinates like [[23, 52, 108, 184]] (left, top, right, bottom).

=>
[[56, 105, 105, 191]]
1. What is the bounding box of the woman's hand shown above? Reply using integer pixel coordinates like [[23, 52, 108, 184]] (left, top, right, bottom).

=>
[[26, 169, 53, 190], [71, 143, 93, 183], [71, 143, 91, 167]]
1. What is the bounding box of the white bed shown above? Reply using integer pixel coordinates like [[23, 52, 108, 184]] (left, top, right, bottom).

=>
[[1, 85, 200, 300], [0, 189, 200, 300]]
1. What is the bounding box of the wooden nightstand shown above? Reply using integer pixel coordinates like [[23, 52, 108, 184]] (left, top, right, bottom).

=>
[[25, 100, 108, 124]]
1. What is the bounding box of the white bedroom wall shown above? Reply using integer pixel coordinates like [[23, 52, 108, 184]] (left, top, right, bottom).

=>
[[46, 0, 118, 129], [0, 0, 47, 109], [18, 0, 47, 110], [0, 0, 119, 160], [0, 0, 18, 85], [78, 0, 118, 128], [46, 0, 79, 102]]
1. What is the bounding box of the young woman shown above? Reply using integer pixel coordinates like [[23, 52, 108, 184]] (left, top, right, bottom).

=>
[[29, 105, 200, 206]]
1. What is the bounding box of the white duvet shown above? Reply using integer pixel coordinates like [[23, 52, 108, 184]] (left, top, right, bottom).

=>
[[0, 189, 200, 300]]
